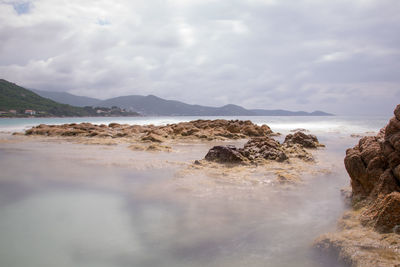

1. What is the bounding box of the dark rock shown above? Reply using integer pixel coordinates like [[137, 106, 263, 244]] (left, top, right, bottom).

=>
[[202, 134, 321, 164], [204, 145, 247, 164]]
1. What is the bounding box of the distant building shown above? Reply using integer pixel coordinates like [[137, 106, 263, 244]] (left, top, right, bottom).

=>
[[24, 109, 36, 115], [9, 109, 17, 114], [96, 109, 105, 114], [0, 111, 7, 115]]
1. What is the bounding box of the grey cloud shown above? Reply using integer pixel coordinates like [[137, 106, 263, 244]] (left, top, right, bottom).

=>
[[0, 0, 399, 115]]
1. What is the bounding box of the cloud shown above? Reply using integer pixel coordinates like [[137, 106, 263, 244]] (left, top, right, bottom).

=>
[[0, 0, 399, 115]]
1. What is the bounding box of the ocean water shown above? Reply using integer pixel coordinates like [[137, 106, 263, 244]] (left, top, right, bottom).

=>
[[0, 115, 389, 135], [0, 115, 391, 267]]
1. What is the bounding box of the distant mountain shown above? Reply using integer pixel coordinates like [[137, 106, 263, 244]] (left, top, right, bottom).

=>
[[96, 95, 256, 116], [97, 95, 333, 116], [27, 88, 334, 116], [0, 79, 139, 117], [32, 89, 101, 107]]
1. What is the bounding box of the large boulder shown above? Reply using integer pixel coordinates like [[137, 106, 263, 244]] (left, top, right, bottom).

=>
[[344, 104, 400, 233]]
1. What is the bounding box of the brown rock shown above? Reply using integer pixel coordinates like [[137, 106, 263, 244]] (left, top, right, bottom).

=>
[[343, 104, 400, 230], [395, 104, 400, 121], [108, 123, 121, 128], [242, 136, 288, 162], [361, 192, 400, 233], [344, 147, 369, 197], [141, 133, 164, 143]]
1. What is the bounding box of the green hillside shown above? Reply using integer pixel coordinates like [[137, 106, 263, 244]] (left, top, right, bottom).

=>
[[0, 79, 139, 117]]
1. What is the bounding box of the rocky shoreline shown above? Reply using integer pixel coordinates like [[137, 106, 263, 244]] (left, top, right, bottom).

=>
[[22, 119, 324, 163], [21, 119, 327, 185], [314, 105, 400, 267], [24, 119, 274, 141]]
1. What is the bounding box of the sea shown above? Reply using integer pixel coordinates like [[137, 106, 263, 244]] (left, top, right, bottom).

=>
[[0, 115, 391, 267], [0, 115, 389, 135]]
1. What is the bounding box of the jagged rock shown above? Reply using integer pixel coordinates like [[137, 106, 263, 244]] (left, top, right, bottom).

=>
[[241, 136, 288, 162], [343, 104, 400, 234], [284, 131, 323, 148], [204, 145, 247, 164]]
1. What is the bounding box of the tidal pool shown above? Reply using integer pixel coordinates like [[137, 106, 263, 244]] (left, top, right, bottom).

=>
[[0, 135, 352, 267]]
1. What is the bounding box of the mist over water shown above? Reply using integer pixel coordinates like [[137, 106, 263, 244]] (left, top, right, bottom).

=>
[[0, 116, 390, 267]]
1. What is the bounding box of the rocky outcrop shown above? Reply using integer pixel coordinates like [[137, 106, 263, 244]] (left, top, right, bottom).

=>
[[284, 131, 324, 148], [24, 119, 273, 142], [314, 105, 400, 267], [204, 134, 321, 164], [343, 104, 400, 233], [241, 137, 288, 162]]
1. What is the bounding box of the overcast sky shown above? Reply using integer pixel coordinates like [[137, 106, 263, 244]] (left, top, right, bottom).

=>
[[1, 0, 399, 115]]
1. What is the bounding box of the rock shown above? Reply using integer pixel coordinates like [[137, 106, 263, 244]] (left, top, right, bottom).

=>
[[395, 104, 400, 121], [361, 192, 400, 233], [282, 143, 314, 161], [284, 131, 323, 148], [242, 136, 288, 162], [343, 104, 400, 233], [141, 133, 164, 143], [24, 119, 274, 141], [204, 145, 247, 164], [108, 123, 121, 128], [203, 134, 321, 165]]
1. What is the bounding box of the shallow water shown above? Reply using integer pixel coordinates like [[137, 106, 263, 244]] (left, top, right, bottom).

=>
[[0, 116, 391, 267]]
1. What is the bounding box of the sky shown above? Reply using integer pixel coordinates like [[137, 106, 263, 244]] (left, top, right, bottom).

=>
[[0, 0, 399, 115]]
